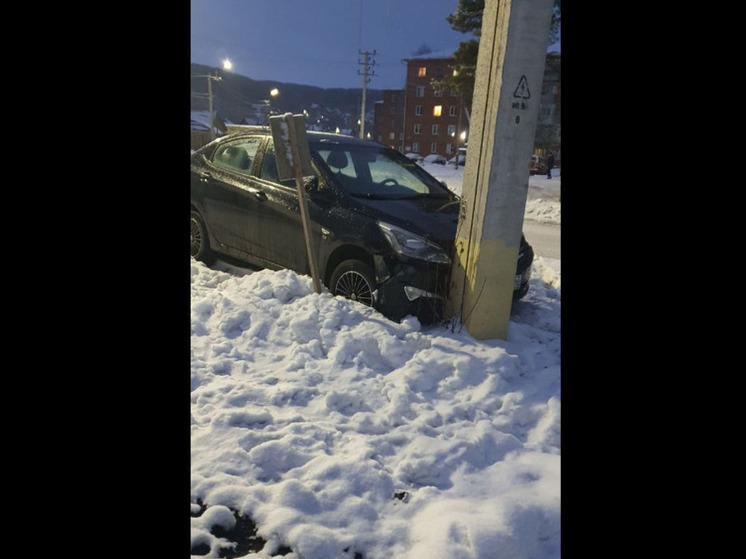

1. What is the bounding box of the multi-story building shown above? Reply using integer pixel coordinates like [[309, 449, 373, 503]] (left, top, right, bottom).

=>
[[373, 90, 406, 150], [372, 48, 560, 164], [373, 51, 468, 160], [402, 52, 467, 160], [534, 51, 561, 163]]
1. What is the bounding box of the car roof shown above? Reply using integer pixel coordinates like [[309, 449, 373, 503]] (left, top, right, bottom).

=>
[[221, 125, 379, 148]]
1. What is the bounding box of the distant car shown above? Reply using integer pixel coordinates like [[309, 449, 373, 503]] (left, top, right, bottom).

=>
[[529, 154, 547, 175], [422, 154, 447, 165], [447, 147, 467, 166], [404, 152, 420, 161], [191, 127, 533, 323]]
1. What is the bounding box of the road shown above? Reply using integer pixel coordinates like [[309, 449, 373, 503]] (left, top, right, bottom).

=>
[[523, 220, 560, 260]]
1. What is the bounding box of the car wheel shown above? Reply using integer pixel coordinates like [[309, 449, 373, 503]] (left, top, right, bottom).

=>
[[329, 260, 376, 307], [191, 210, 215, 264]]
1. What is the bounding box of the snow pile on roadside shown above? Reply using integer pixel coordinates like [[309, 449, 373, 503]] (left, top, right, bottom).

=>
[[191, 257, 561, 559]]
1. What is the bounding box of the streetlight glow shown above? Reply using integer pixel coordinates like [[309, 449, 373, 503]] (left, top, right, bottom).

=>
[[222, 59, 233, 71], [266, 89, 280, 125]]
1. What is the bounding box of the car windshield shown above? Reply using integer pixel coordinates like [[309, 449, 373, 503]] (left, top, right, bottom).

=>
[[309, 141, 451, 200]]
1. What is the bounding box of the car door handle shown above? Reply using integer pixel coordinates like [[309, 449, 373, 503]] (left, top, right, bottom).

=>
[[199, 171, 211, 182], [249, 189, 267, 200]]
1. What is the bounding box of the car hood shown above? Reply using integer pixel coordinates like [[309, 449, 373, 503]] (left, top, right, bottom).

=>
[[344, 195, 460, 244]]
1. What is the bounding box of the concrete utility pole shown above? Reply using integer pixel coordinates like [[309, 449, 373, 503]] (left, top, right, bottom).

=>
[[446, 0, 554, 340], [358, 50, 376, 139]]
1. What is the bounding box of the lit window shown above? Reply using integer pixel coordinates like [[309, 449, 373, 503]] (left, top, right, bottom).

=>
[[418, 67, 426, 77], [433, 105, 442, 117]]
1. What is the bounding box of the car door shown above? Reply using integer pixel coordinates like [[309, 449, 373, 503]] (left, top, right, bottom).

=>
[[250, 140, 325, 274], [197, 137, 264, 256]]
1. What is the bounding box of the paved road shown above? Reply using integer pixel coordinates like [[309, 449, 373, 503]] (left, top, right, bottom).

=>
[[523, 220, 560, 260]]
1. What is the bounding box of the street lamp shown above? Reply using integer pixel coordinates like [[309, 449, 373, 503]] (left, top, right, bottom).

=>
[[206, 73, 221, 141], [194, 58, 233, 142], [266, 88, 279, 124]]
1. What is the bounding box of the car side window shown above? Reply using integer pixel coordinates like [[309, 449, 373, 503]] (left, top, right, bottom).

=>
[[259, 143, 297, 188], [213, 138, 261, 174]]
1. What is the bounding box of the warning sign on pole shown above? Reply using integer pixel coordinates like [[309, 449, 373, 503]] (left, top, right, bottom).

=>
[[268, 113, 322, 294], [269, 113, 314, 181]]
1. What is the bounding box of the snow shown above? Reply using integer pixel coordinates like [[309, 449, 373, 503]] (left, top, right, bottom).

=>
[[191, 165, 561, 559]]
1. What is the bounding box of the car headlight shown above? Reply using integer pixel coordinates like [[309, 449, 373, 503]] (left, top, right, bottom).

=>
[[377, 221, 451, 264]]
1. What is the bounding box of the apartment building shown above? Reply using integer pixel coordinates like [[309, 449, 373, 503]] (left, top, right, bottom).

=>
[[403, 53, 466, 160], [373, 90, 406, 151], [373, 52, 467, 160], [373, 49, 560, 163]]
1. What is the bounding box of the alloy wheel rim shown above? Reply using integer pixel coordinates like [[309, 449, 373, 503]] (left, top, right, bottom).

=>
[[336, 271, 373, 306], [190, 218, 202, 257]]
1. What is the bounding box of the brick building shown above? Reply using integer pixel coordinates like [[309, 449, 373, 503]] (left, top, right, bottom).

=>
[[401, 53, 467, 160], [373, 48, 560, 164], [373, 51, 468, 160], [372, 90, 406, 151], [534, 51, 561, 163]]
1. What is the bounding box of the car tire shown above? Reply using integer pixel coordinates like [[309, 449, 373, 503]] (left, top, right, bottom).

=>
[[329, 259, 376, 308], [191, 210, 215, 265]]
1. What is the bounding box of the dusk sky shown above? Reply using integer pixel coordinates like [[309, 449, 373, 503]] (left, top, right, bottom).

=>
[[190, 0, 473, 90]]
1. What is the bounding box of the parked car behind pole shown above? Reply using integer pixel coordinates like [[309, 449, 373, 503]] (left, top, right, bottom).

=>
[[529, 154, 547, 175], [190, 127, 533, 323], [422, 153, 447, 165]]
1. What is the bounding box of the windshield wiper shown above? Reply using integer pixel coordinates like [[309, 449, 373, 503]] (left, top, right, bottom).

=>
[[436, 199, 461, 212], [350, 192, 449, 201], [349, 192, 399, 200]]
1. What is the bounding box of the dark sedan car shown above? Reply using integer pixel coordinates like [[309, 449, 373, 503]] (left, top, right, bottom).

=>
[[190, 127, 533, 323]]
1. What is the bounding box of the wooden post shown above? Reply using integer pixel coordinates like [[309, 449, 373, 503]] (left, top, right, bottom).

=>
[[446, 0, 554, 340], [269, 113, 322, 294]]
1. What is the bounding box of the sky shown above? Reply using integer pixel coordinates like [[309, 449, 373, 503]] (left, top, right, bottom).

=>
[[190, 0, 473, 90], [191, 164, 561, 558]]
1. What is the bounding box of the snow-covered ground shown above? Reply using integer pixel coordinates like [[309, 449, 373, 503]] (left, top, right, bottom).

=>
[[429, 163, 561, 225], [191, 165, 561, 559]]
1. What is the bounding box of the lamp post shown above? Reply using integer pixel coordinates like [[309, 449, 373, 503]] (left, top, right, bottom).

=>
[[206, 73, 220, 141], [203, 59, 233, 141], [455, 92, 464, 168]]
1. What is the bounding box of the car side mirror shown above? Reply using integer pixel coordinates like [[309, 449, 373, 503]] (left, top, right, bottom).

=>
[[304, 175, 319, 193], [308, 178, 336, 206]]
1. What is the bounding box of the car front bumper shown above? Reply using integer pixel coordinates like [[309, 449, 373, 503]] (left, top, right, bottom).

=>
[[373, 248, 533, 324]]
